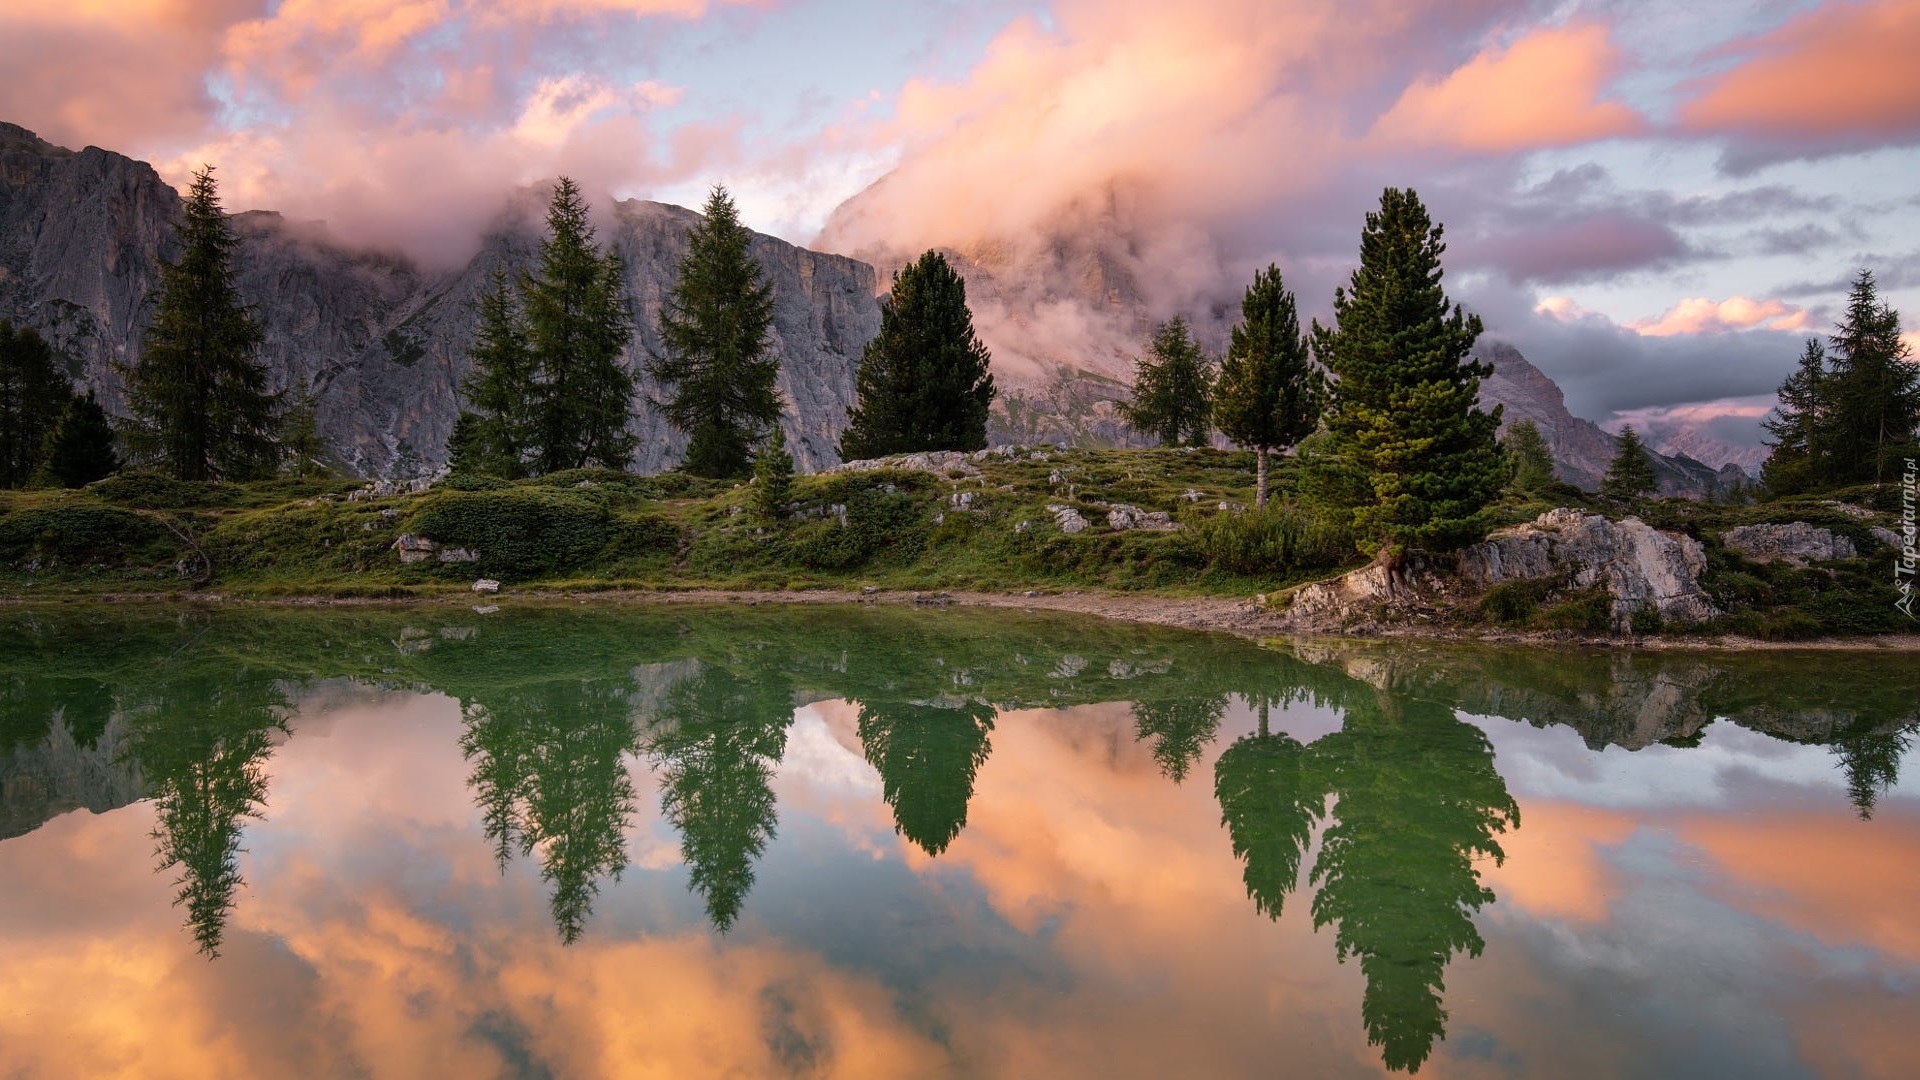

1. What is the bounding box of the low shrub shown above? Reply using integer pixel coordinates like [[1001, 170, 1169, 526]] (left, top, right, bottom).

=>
[[1478, 580, 1550, 626], [88, 470, 239, 509], [1533, 588, 1614, 634], [0, 505, 174, 566], [1191, 502, 1352, 575], [406, 488, 615, 579]]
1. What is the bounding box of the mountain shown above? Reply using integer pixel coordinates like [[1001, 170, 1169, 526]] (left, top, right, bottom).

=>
[[0, 122, 879, 476]]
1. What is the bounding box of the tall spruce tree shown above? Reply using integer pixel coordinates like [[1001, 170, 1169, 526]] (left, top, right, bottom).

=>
[[1213, 266, 1322, 507], [524, 178, 637, 473], [1822, 270, 1918, 486], [650, 185, 781, 479], [0, 320, 73, 487], [121, 166, 279, 482], [456, 269, 539, 477], [1760, 338, 1828, 494], [1601, 425, 1657, 502], [40, 390, 120, 488], [1120, 316, 1214, 447], [839, 250, 995, 460], [1311, 187, 1503, 555], [1501, 419, 1555, 494]]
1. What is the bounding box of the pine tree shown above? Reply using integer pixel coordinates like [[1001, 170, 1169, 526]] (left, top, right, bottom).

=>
[[39, 390, 119, 488], [1822, 270, 1918, 486], [1213, 266, 1322, 507], [1311, 187, 1503, 555], [1601, 425, 1657, 502], [524, 178, 637, 473], [457, 269, 538, 477], [1120, 316, 1214, 447], [1501, 419, 1555, 494], [121, 166, 279, 482], [1760, 338, 1828, 495], [0, 320, 73, 487], [839, 250, 995, 460], [650, 185, 781, 479], [752, 424, 794, 524], [276, 387, 330, 477]]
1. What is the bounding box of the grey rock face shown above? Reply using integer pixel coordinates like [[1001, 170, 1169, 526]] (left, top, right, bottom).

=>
[[1721, 523, 1859, 566], [0, 122, 880, 477], [1459, 508, 1718, 630], [0, 712, 144, 842]]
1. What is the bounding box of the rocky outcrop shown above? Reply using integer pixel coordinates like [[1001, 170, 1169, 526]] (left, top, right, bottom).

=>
[[0, 711, 144, 842], [1459, 509, 1718, 629], [1721, 523, 1859, 565], [0, 122, 881, 477]]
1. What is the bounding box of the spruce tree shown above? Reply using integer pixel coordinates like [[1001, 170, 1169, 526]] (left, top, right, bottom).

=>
[[39, 390, 119, 488], [752, 424, 794, 524], [276, 387, 330, 477], [1501, 419, 1555, 494], [121, 166, 279, 482], [1213, 266, 1322, 507], [1120, 316, 1214, 447], [524, 178, 637, 473], [839, 250, 995, 460], [457, 269, 538, 476], [1311, 187, 1503, 555], [1822, 270, 1918, 486], [1760, 338, 1828, 495], [0, 320, 73, 487], [1601, 425, 1657, 502], [650, 185, 781, 479]]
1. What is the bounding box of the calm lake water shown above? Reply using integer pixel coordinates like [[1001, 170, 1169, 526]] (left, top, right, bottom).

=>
[[2, 605, 1916, 1078]]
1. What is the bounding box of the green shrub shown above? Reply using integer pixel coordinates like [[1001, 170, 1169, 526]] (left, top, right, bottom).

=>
[[88, 470, 239, 509], [1629, 604, 1665, 635], [1479, 580, 1548, 626], [1533, 588, 1614, 634], [1757, 610, 1823, 641], [1191, 503, 1353, 575], [0, 505, 174, 566], [406, 488, 615, 579]]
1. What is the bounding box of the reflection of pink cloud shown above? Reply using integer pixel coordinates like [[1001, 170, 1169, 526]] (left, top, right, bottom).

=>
[[1480, 800, 1634, 925], [1370, 23, 1643, 153], [1680, 1, 1920, 142], [1630, 296, 1809, 336]]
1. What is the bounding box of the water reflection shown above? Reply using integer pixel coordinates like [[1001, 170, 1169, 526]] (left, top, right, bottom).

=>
[[0, 608, 1916, 1076]]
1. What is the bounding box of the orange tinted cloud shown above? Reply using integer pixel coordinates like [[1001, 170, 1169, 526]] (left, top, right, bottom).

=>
[[1480, 800, 1636, 924], [1680, 0, 1920, 141], [1630, 296, 1810, 336], [1370, 23, 1644, 152]]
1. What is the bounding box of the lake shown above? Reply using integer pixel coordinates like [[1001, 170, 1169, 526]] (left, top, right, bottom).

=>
[[1, 605, 1916, 1078]]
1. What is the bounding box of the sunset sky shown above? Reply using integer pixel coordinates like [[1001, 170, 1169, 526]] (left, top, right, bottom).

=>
[[3, 0, 1918, 451]]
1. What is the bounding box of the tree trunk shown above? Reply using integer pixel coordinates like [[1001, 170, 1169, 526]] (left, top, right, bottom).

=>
[[1255, 447, 1269, 509]]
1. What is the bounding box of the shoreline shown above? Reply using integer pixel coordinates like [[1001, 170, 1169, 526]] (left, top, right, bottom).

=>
[[8, 584, 1919, 653]]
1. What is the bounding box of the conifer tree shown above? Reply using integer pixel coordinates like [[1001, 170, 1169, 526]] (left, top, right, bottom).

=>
[[839, 250, 995, 460], [651, 185, 780, 478], [1311, 187, 1503, 555], [121, 166, 279, 482], [1501, 419, 1555, 494], [1213, 266, 1322, 507], [457, 269, 538, 477], [0, 320, 73, 487], [751, 424, 794, 524], [1822, 270, 1918, 486], [1120, 316, 1214, 447], [524, 179, 636, 473], [1760, 338, 1828, 495], [39, 390, 119, 488], [276, 387, 330, 477], [1601, 425, 1657, 502]]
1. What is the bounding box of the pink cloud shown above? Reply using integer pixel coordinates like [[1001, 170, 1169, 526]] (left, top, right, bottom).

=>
[[1630, 296, 1810, 336], [1369, 22, 1644, 153], [1679, 0, 1920, 144]]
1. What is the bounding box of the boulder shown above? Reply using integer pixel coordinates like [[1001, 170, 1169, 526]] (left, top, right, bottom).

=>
[[472, 579, 501, 594], [1721, 522, 1858, 566], [437, 546, 479, 563], [1105, 504, 1177, 531], [1458, 509, 1718, 630], [392, 533, 436, 563], [1046, 504, 1090, 535], [832, 450, 981, 477]]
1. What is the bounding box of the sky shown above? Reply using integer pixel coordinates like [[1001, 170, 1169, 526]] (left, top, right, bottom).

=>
[[3, 0, 1919, 452]]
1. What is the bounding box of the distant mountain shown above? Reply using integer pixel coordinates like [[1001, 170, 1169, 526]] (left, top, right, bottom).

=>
[[0, 122, 879, 476], [1643, 426, 1768, 476]]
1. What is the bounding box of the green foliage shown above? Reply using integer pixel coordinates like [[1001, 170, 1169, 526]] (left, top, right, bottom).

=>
[[39, 390, 120, 488], [788, 481, 929, 570], [1191, 502, 1353, 575], [0, 504, 172, 566], [454, 270, 537, 477], [274, 388, 329, 478], [1213, 266, 1323, 507], [1501, 419, 1554, 495], [406, 487, 616, 579], [857, 697, 997, 855], [1477, 580, 1548, 626], [1600, 425, 1657, 502], [87, 469, 238, 509], [1533, 589, 1614, 634], [650, 185, 780, 478], [839, 249, 995, 460], [1120, 316, 1214, 447], [120, 166, 279, 482], [0, 320, 74, 487], [1311, 188, 1504, 554], [1760, 338, 1828, 495], [751, 426, 794, 524], [524, 179, 638, 473]]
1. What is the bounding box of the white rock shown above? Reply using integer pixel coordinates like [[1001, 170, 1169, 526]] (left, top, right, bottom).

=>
[[472, 579, 501, 594], [1722, 522, 1858, 566], [392, 533, 436, 563], [437, 547, 479, 563]]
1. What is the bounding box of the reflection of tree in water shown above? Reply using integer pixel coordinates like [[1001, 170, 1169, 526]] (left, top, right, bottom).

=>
[[460, 678, 640, 944], [856, 697, 996, 856], [646, 665, 793, 932], [1213, 690, 1519, 1073], [125, 668, 290, 958], [2, 676, 115, 753], [1132, 694, 1225, 783], [1832, 726, 1916, 821]]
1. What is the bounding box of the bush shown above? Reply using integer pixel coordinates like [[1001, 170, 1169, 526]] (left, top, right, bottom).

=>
[[0, 505, 174, 566], [1478, 580, 1548, 626], [406, 488, 615, 579], [1534, 588, 1614, 634], [88, 470, 239, 509], [1192, 502, 1352, 575]]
